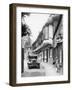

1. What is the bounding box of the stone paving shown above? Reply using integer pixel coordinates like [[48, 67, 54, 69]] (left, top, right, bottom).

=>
[[21, 60, 63, 77]]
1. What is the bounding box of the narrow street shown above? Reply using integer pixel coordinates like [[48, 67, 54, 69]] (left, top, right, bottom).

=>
[[21, 59, 62, 77]]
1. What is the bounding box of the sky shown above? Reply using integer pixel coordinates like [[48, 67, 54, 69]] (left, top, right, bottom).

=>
[[24, 13, 50, 43]]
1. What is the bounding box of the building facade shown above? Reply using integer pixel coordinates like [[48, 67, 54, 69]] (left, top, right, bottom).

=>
[[32, 14, 63, 73], [32, 15, 53, 64], [52, 15, 63, 73]]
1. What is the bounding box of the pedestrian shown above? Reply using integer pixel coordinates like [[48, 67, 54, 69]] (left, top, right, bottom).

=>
[[56, 57, 60, 73]]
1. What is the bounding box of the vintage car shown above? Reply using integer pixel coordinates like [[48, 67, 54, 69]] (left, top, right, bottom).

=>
[[27, 55, 40, 69]]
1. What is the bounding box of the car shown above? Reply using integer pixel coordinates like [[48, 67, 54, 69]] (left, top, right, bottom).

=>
[[27, 55, 40, 69]]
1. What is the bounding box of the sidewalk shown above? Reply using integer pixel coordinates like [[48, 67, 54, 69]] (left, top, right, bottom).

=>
[[41, 62, 62, 76], [22, 60, 63, 77]]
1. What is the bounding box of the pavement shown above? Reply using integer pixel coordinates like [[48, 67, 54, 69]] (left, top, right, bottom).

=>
[[21, 60, 63, 77], [40, 62, 62, 76]]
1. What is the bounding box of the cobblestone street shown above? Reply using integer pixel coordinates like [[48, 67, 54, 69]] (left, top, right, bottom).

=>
[[21, 60, 63, 77]]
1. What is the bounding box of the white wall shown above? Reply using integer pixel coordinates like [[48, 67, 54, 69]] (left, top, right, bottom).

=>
[[0, 0, 72, 90]]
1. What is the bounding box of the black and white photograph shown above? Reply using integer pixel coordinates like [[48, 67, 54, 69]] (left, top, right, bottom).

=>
[[21, 13, 63, 77]]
